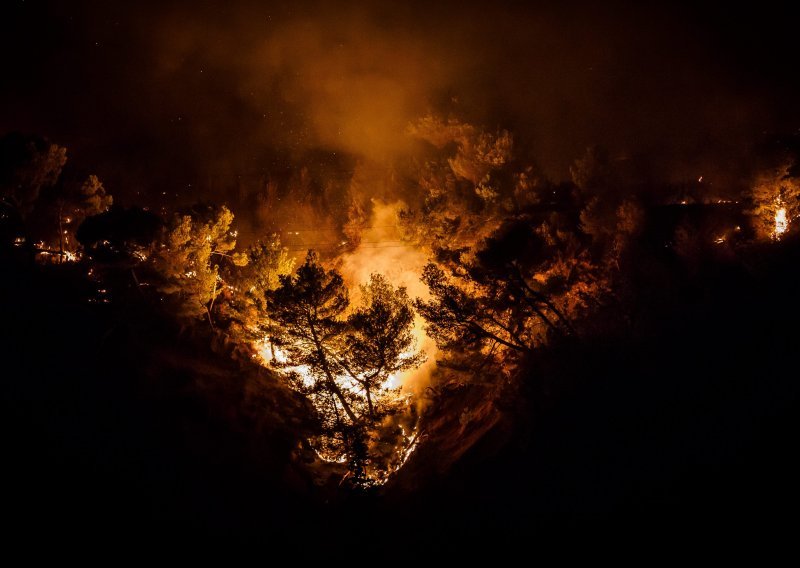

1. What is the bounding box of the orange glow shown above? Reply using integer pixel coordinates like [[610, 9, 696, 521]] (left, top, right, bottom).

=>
[[338, 200, 438, 395], [250, 201, 433, 482], [257, 335, 419, 478], [775, 206, 788, 239], [257, 340, 315, 388]]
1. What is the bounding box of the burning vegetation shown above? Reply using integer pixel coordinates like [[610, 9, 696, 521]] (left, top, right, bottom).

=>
[[263, 257, 423, 483], [4, 105, 800, 548], [6, 0, 800, 546], [3, 119, 800, 492], [747, 160, 800, 241]]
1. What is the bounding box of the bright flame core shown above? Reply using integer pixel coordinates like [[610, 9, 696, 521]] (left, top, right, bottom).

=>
[[338, 200, 438, 395], [252, 201, 432, 482], [775, 206, 788, 239], [257, 341, 315, 388]]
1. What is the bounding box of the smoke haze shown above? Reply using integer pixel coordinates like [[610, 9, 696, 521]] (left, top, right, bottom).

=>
[[2, 0, 799, 203]]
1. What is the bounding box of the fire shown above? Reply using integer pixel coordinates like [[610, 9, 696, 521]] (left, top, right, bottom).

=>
[[250, 201, 434, 482], [388, 425, 420, 473], [257, 336, 419, 477], [775, 206, 788, 239], [334, 200, 434, 482], [380, 347, 417, 390], [257, 339, 315, 388], [339, 200, 439, 395]]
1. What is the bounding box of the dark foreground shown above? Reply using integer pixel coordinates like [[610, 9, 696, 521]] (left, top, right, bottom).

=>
[[3, 239, 800, 549]]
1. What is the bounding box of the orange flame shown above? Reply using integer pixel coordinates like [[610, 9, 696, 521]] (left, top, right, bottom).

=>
[[775, 206, 788, 239], [338, 200, 438, 395]]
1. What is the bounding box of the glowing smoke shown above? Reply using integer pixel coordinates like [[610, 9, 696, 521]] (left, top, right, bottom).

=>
[[337, 201, 438, 395]]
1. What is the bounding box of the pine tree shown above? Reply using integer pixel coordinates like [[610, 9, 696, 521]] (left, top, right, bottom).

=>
[[220, 236, 294, 343], [266, 251, 357, 423], [153, 205, 243, 325], [344, 274, 423, 418], [749, 161, 800, 240]]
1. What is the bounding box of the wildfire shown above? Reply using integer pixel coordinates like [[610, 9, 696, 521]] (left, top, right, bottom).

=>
[[30, 240, 80, 263], [257, 340, 315, 388], [385, 425, 420, 476], [381, 351, 413, 390], [339, 200, 439, 395], [775, 206, 788, 239], [257, 336, 418, 479], [249, 202, 434, 483]]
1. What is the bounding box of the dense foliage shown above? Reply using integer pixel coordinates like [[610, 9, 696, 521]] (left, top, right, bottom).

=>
[[2, 121, 799, 492]]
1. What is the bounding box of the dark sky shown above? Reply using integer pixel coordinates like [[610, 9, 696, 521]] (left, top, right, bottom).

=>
[[2, 0, 799, 202]]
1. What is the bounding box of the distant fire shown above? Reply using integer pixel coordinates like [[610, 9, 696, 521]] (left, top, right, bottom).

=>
[[774, 206, 788, 239], [33, 239, 80, 263]]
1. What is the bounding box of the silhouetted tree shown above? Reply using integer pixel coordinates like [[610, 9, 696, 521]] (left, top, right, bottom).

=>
[[0, 132, 66, 218], [267, 254, 423, 483], [344, 274, 423, 418], [46, 174, 113, 260], [266, 251, 358, 423], [77, 206, 161, 262], [417, 218, 597, 370]]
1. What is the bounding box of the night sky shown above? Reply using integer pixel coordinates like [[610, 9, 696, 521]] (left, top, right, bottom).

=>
[[2, 0, 799, 202]]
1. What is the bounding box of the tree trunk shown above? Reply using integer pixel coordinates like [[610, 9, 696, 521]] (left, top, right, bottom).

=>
[[365, 387, 374, 418], [307, 314, 358, 423], [319, 354, 358, 423]]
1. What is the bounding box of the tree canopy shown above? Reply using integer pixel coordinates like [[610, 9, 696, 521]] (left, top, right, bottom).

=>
[[219, 236, 295, 343], [152, 204, 244, 325], [416, 217, 605, 371], [0, 132, 66, 217], [749, 160, 800, 240], [344, 274, 424, 418], [266, 252, 422, 483]]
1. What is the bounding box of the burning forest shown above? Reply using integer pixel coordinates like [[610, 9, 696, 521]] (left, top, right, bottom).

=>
[[3, 0, 800, 549]]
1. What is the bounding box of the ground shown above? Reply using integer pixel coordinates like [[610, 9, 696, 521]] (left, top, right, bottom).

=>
[[3, 239, 800, 547]]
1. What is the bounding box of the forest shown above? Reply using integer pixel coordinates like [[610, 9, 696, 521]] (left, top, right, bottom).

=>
[[3, 0, 800, 550], [3, 117, 800, 545]]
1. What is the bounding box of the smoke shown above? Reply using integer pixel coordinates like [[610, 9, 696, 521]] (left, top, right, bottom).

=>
[[337, 201, 438, 395], [3, 0, 799, 202], [246, 13, 455, 161], [140, 0, 462, 180]]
